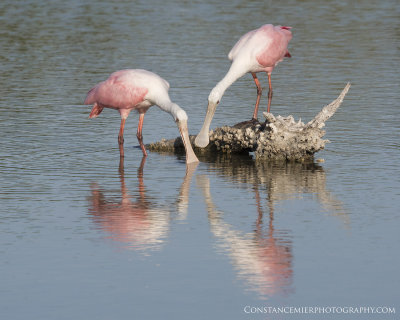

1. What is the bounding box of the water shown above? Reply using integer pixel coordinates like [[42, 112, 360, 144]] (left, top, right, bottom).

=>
[[1, 0, 399, 319]]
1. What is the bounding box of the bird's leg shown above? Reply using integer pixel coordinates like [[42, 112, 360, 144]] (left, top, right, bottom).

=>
[[252, 72, 262, 120], [137, 113, 148, 157], [118, 119, 125, 160], [118, 118, 126, 145], [137, 156, 147, 201], [267, 73, 273, 113], [119, 148, 125, 173], [119, 142, 125, 160]]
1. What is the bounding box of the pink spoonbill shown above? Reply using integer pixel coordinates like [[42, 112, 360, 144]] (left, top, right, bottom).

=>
[[195, 24, 293, 148], [84, 69, 199, 164]]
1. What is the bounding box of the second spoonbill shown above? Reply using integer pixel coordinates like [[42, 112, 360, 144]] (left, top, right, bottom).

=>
[[195, 24, 293, 148]]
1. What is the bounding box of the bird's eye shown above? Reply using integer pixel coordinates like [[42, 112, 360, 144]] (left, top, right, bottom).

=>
[[217, 100, 220, 104]]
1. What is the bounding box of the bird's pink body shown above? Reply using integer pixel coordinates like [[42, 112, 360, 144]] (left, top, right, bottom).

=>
[[228, 24, 292, 74], [84, 69, 199, 164], [228, 24, 292, 72], [85, 69, 163, 119]]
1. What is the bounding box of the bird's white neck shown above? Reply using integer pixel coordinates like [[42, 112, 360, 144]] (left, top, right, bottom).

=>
[[157, 99, 188, 122], [209, 62, 248, 104]]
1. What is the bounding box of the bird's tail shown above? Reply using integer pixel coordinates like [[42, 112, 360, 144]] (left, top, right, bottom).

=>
[[89, 103, 104, 118]]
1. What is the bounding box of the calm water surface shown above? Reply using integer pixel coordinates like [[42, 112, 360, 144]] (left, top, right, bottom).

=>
[[1, 0, 399, 319]]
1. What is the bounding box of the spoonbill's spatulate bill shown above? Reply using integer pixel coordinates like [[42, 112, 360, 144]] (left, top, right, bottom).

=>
[[195, 24, 292, 148], [84, 69, 199, 164]]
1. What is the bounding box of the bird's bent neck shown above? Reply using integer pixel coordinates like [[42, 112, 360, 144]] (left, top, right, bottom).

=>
[[210, 62, 247, 104], [157, 99, 187, 122]]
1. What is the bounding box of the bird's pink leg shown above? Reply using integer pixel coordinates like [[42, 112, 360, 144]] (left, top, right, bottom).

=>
[[137, 113, 147, 157], [252, 72, 262, 120], [267, 73, 273, 113], [118, 118, 126, 145], [119, 143, 125, 159], [137, 156, 147, 200]]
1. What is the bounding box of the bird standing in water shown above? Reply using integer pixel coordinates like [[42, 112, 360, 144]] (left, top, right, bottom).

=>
[[84, 69, 199, 164], [195, 24, 293, 148]]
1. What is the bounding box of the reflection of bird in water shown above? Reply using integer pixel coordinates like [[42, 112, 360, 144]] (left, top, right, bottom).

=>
[[201, 154, 349, 225], [88, 156, 197, 253], [196, 155, 348, 299], [197, 175, 293, 298]]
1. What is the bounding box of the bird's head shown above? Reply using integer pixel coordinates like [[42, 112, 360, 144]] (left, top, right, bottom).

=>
[[208, 87, 222, 106], [174, 108, 188, 123]]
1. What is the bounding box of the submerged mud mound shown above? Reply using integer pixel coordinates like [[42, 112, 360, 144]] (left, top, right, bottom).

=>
[[148, 83, 350, 161]]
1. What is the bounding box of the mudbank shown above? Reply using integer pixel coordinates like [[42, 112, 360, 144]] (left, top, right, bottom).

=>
[[148, 83, 350, 161]]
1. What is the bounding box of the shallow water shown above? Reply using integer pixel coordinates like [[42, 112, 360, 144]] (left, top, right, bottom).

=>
[[1, 0, 399, 319]]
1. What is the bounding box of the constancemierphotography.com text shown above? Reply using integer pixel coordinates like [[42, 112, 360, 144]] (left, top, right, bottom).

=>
[[243, 306, 396, 316]]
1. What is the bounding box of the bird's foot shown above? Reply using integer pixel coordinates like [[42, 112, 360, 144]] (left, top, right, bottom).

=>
[[233, 118, 260, 129], [141, 148, 148, 157]]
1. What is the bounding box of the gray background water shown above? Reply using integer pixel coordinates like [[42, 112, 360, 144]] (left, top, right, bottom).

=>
[[1, 0, 399, 319]]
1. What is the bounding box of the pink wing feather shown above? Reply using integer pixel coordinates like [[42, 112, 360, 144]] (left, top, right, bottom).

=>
[[255, 25, 293, 69], [84, 75, 148, 109], [228, 24, 292, 68]]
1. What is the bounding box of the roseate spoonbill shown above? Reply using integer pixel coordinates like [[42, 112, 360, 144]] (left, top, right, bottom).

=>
[[84, 69, 199, 164], [195, 24, 292, 148]]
